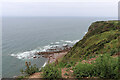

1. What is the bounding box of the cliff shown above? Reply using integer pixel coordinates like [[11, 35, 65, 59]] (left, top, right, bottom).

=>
[[62, 20, 120, 62], [41, 20, 120, 79]]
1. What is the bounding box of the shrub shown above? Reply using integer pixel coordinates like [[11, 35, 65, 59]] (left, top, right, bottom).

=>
[[110, 48, 118, 56], [93, 54, 119, 79], [66, 64, 71, 68], [65, 61, 76, 68], [70, 61, 76, 66], [42, 64, 62, 80], [73, 54, 119, 79], [57, 62, 67, 68], [20, 62, 39, 75], [66, 68, 69, 72], [73, 62, 94, 78], [64, 73, 69, 76], [16, 76, 25, 80]]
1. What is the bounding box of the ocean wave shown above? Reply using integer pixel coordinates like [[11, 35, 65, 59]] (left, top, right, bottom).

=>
[[55, 42, 60, 44], [42, 61, 47, 67], [11, 50, 40, 59], [85, 32, 87, 34], [10, 39, 79, 60], [61, 40, 79, 44]]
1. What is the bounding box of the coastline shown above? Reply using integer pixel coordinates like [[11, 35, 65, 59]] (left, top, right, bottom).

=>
[[13, 44, 71, 78], [28, 51, 68, 78], [36, 46, 71, 66], [47, 51, 68, 64], [40, 51, 69, 67]]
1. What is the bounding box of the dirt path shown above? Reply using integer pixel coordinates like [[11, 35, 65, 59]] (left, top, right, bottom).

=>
[[29, 72, 42, 78], [48, 52, 68, 63]]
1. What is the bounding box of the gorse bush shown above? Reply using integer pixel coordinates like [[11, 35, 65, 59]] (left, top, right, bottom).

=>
[[73, 54, 119, 79], [110, 48, 118, 56], [93, 54, 119, 79], [66, 64, 71, 68], [73, 62, 94, 78], [57, 62, 67, 68], [64, 73, 69, 76], [20, 62, 39, 75], [42, 64, 62, 80]]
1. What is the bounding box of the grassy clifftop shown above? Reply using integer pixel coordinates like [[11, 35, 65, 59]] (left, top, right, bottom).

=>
[[62, 20, 120, 62]]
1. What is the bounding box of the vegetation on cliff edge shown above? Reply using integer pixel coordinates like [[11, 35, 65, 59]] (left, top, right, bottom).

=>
[[19, 20, 120, 79]]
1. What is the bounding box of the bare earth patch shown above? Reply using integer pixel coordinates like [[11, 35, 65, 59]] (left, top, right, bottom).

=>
[[81, 57, 97, 64], [48, 52, 68, 63], [61, 68, 74, 78], [29, 72, 43, 78], [112, 52, 120, 58]]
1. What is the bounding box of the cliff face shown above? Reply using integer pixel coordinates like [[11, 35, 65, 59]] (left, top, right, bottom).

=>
[[62, 20, 120, 62]]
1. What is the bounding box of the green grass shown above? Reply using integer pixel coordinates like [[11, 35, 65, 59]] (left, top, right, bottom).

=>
[[63, 29, 120, 62], [64, 73, 69, 76], [42, 64, 62, 80], [59, 20, 120, 79], [73, 54, 119, 79]]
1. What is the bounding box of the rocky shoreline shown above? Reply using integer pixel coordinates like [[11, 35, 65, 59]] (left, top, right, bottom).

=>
[[36, 46, 71, 64]]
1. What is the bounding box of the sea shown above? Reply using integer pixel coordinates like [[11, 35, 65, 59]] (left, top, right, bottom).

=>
[[2, 16, 117, 78]]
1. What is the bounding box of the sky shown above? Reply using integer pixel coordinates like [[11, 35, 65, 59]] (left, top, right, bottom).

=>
[[1, 0, 119, 17]]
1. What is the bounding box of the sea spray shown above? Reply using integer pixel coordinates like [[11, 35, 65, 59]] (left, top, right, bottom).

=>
[[39, 60, 48, 71], [42, 61, 48, 67], [11, 40, 79, 60]]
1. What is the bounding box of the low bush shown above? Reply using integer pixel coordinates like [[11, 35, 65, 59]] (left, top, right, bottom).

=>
[[42, 64, 62, 80], [20, 62, 39, 75], [65, 61, 76, 68], [110, 48, 118, 55], [73, 54, 119, 79], [93, 54, 119, 79], [16, 76, 25, 80], [66, 64, 71, 68], [66, 68, 69, 72], [73, 62, 94, 78], [64, 73, 69, 76], [57, 62, 67, 68]]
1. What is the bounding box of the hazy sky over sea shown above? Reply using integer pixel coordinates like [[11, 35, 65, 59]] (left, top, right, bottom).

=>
[[2, 0, 119, 17]]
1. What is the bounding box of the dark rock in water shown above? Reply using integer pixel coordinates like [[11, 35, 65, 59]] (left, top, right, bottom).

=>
[[48, 48, 57, 52], [34, 45, 72, 59], [63, 45, 68, 48], [33, 56, 37, 58]]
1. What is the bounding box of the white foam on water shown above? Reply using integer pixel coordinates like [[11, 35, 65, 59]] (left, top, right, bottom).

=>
[[64, 40, 79, 44], [39, 61, 48, 71], [55, 42, 60, 44], [64, 41, 73, 43], [10, 39, 79, 60], [63, 44, 68, 46], [73, 40, 79, 43], [11, 50, 38, 59], [42, 61, 47, 67], [50, 43, 53, 44]]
